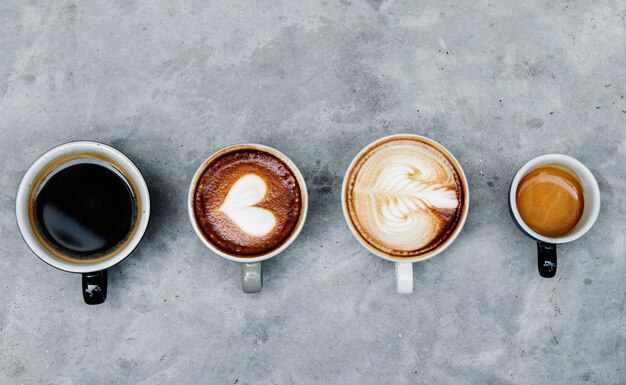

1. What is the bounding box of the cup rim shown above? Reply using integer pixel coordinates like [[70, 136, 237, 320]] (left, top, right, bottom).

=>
[[187, 143, 308, 263], [15, 141, 151, 273], [509, 153, 601, 244], [341, 133, 470, 263]]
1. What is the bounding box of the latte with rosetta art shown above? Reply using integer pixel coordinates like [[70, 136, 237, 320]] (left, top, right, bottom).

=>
[[344, 137, 465, 259], [193, 149, 302, 257]]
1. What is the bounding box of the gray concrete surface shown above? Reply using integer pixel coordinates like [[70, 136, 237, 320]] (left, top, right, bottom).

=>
[[1, 0, 625, 384]]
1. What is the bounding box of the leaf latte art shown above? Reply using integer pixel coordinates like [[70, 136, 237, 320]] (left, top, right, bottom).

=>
[[346, 138, 464, 258]]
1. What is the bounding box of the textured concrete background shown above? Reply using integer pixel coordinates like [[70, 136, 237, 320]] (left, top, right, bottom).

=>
[[1, 0, 625, 384]]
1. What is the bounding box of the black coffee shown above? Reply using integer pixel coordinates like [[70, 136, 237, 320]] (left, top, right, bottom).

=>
[[34, 160, 136, 259]]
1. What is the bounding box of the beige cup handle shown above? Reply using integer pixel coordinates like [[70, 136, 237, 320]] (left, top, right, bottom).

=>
[[241, 263, 262, 293]]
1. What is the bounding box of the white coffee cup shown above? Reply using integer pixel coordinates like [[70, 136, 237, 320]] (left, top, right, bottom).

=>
[[188, 144, 308, 293], [16, 141, 151, 304], [342, 134, 469, 294], [509, 154, 600, 277]]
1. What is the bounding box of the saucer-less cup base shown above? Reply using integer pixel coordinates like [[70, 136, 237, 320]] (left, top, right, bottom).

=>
[[15, 141, 150, 304], [509, 154, 601, 278], [342, 134, 470, 294], [188, 144, 308, 293]]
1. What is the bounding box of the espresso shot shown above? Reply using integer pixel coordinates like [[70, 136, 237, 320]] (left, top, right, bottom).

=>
[[509, 154, 601, 279]]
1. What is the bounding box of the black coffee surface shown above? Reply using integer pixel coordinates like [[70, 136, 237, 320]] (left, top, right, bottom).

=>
[[34, 162, 135, 259]]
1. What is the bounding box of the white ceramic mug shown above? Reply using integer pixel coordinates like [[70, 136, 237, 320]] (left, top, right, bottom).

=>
[[509, 154, 600, 277], [16, 141, 151, 304], [188, 144, 308, 293], [342, 134, 470, 294]]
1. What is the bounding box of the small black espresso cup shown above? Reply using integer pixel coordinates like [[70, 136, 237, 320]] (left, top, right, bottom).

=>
[[509, 154, 600, 278], [16, 141, 150, 304]]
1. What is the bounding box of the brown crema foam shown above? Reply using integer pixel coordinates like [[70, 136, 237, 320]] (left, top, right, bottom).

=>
[[193, 149, 302, 257], [516, 164, 584, 238], [345, 136, 466, 259]]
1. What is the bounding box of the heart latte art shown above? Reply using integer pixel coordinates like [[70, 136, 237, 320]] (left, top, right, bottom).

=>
[[345, 138, 465, 258], [194, 149, 302, 256], [219, 174, 276, 237]]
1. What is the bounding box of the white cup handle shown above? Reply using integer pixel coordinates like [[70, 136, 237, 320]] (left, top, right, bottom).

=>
[[395, 262, 413, 294]]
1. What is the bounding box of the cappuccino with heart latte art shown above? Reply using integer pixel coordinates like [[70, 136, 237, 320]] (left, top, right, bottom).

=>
[[193, 148, 303, 257], [344, 135, 467, 259]]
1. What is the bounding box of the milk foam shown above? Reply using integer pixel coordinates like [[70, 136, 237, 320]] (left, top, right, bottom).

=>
[[219, 174, 276, 237], [352, 142, 460, 252]]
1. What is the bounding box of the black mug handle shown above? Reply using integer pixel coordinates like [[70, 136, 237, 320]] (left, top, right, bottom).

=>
[[537, 242, 557, 278], [82, 270, 108, 305]]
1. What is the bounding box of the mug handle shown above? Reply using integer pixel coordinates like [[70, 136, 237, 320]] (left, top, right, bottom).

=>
[[395, 262, 413, 294], [82, 270, 108, 305], [241, 262, 262, 293], [537, 242, 557, 278]]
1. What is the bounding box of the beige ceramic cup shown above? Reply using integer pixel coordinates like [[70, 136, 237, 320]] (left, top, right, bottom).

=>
[[188, 144, 308, 293]]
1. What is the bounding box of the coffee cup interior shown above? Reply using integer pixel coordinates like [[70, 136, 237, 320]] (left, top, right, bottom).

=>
[[509, 154, 600, 244], [341, 134, 469, 264], [16, 141, 151, 274], [187, 143, 308, 264]]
